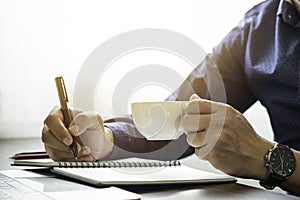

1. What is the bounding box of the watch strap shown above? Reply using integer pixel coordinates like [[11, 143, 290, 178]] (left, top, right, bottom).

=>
[[259, 173, 286, 190]]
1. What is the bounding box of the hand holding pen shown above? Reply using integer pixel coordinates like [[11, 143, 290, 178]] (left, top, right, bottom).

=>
[[55, 76, 78, 160], [41, 76, 114, 161]]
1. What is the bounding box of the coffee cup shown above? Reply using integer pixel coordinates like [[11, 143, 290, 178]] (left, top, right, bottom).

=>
[[131, 101, 188, 140]]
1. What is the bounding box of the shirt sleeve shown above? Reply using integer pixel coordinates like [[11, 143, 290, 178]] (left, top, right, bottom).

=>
[[167, 16, 257, 112], [103, 115, 194, 161]]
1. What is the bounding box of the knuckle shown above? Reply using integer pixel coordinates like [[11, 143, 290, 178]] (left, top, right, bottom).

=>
[[44, 146, 57, 161], [43, 115, 53, 125], [44, 114, 59, 126], [77, 112, 87, 120], [41, 126, 50, 143], [44, 106, 62, 125], [95, 113, 104, 125], [49, 152, 60, 161], [74, 112, 90, 124]]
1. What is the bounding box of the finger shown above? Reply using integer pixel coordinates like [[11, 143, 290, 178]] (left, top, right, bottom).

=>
[[69, 111, 104, 136], [186, 131, 207, 148], [41, 125, 71, 152], [186, 99, 221, 115], [182, 113, 212, 133], [195, 147, 209, 160], [45, 143, 92, 159], [44, 106, 73, 145], [45, 145, 72, 161], [42, 125, 91, 155], [45, 145, 94, 161], [189, 94, 201, 100]]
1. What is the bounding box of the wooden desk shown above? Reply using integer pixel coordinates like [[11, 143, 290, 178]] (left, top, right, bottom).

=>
[[0, 138, 299, 200]]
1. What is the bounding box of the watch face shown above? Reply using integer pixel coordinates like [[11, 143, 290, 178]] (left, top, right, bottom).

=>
[[269, 145, 296, 177]]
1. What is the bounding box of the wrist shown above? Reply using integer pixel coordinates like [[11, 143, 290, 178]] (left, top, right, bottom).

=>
[[94, 127, 114, 160], [104, 127, 114, 144], [103, 127, 114, 155], [256, 141, 274, 180], [259, 143, 297, 190]]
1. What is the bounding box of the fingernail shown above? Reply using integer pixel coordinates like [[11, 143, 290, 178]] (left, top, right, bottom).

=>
[[63, 138, 72, 145]]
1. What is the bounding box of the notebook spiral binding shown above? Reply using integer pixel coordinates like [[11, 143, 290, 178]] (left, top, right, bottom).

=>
[[57, 160, 181, 168]]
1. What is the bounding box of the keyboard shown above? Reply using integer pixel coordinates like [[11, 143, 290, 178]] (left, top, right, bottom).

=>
[[0, 172, 54, 200]]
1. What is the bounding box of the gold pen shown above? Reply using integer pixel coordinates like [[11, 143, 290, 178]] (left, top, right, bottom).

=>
[[55, 76, 78, 160]]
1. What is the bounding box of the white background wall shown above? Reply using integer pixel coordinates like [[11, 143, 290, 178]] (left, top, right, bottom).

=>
[[0, 0, 273, 140]]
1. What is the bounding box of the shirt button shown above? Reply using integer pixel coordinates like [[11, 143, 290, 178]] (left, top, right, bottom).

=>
[[288, 14, 293, 19]]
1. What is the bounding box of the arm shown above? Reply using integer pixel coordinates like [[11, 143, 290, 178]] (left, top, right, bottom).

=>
[[183, 95, 300, 196], [103, 115, 194, 160], [42, 107, 193, 161], [104, 26, 258, 159], [167, 23, 257, 113]]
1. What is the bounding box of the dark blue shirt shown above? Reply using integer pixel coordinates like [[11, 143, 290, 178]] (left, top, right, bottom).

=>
[[245, 0, 300, 150], [105, 0, 300, 160]]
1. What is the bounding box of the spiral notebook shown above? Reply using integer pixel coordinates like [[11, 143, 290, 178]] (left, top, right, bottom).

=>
[[12, 158, 236, 186]]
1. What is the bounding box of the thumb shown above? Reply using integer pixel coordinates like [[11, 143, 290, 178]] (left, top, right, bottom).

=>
[[69, 111, 104, 136], [190, 94, 201, 101]]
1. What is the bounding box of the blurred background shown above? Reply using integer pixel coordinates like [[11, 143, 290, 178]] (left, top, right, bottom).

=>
[[0, 0, 272, 139]]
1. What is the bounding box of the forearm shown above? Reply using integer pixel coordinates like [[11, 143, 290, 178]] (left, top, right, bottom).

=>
[[103, 116, 193, 161]]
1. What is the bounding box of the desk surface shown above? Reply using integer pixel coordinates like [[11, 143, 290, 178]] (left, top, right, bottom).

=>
[[0, 138, 299, 200]]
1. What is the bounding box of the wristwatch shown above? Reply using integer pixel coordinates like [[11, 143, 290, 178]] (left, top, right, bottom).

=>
[[259, 143, 296, 190]]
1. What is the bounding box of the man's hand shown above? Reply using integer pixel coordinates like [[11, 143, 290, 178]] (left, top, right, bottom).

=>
[[182, 94, 273, 180], [42, 106, 114, 161]]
